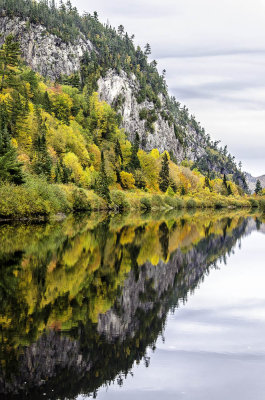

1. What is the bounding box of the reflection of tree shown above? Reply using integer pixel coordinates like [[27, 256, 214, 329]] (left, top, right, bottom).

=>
[[0, 212, 253, 398]]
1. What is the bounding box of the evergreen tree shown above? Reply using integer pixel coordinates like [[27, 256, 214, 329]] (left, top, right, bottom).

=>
[[227, 184, 232, 196], [0, 35, 21, 92], [114, 139, 123, 164], [0, 125, 24, 185], [255, 179, 262, 195], [159, 152, 169, 192], [95, 151, 110, 202], [204, 175, 211, 190], [144, 43, 151, 56], [32, 108, 52, 178], [42, 91, 52, 113], [129, 132, 140, 170], [222, 174, 228, 189]]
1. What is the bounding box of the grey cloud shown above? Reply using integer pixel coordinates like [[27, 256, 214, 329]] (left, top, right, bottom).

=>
[[71, 0, 265, 175]]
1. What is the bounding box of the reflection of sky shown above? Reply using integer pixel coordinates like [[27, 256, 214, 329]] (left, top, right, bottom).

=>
[[90, 230, 265, 400]]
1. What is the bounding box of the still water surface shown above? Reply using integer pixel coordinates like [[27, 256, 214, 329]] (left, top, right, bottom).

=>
[[0, 211, 264, 399]]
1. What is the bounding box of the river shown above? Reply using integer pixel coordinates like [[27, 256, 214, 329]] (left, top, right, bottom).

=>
[[0, 210, 264, 399]]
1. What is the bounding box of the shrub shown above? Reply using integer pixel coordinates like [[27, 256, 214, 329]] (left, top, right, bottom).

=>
[[186, 199, 197, 209], [72, 188, 91, 212], [249, 198, 259, 208], [140, 197, 151, 211], [151, 194, 164, 209], [110, 190, 130, 211], [214, 200, 225, 209], [165, 196, 184, 209]]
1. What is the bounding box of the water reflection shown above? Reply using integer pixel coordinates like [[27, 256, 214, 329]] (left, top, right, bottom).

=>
[[0, 210, 263, 399]]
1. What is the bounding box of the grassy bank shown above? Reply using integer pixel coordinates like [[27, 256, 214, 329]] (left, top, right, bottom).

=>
[[0, 179, 264, 220]]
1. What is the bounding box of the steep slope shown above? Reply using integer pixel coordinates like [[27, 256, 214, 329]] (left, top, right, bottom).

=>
[[0, 0, 248, 189]]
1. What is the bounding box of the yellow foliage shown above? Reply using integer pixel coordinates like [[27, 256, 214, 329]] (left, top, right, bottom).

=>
[[120, 171, 135, 189], [150, 148, 160, 159]]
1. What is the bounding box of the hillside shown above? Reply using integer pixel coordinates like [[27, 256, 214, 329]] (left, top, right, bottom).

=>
[[0, 0, 248, 189]]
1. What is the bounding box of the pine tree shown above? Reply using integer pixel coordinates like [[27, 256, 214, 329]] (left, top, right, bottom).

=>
[[222, 174, 228, 189], [0, 125, 24, 185], [129, 132, 140, 170], [32, 107, 52, 178], [95, 151, 110, 202], [42, 91, 52, 113], [255, 179, 262, 195], [159, 152, 169, 192], [144, 43, 151, 56], [227, 184, 232, 196], [114, 139, 123, 164], [0, 35, 21, 92]]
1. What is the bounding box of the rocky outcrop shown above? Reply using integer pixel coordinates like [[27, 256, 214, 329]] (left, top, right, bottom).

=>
[[0, 16, 93, 80], [0, 16, 209, 161], [245, 172, 265, 193], [97, 70, 207, 161]]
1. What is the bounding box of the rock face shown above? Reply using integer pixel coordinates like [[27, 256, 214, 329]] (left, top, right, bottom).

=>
[[97, 70, 208, 161], [245, 172, 265, 193], [0, 16, 94, 80], [0, 16, 209, 161]]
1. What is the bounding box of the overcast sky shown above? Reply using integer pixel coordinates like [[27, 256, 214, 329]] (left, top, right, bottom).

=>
[[71, 0, 265, 176]]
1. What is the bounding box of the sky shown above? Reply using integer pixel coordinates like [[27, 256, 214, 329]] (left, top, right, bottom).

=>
[[70, 0, 265, 176]]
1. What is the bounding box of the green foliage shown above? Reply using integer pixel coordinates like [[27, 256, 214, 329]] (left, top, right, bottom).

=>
[[0, 124, 24, 185], [249, 198, 259, 208], [129, 133, 140, 170], [151, 194, 164, 209], [159, 153, 169, 192], [140, 197, 151, 211], [95, 151, 110, 203], [72, 188, 91, 211], [186, 199, 196, 209], [110, 190, 130, 211], [255, 179, 262, 195], [0, 34, 21, 91]]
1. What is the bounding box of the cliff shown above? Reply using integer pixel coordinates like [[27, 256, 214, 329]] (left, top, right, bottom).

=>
[[245, 172, 265, 193]]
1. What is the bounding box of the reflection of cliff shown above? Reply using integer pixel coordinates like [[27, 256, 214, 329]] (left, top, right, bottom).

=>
[[0, 213, 253, 398]]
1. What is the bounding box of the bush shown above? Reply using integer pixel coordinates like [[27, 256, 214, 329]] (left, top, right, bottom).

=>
[[186, 199, 197, 209], [165, 196, 184, 209], [249, 198, 259, 208], [110, 190, 130, 211], [72, 188, 91, 212], [0, 179, 70, 218], [140, 197, 151, 211], [151, 194, 164, 209], [214, 200, 225, 209]]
